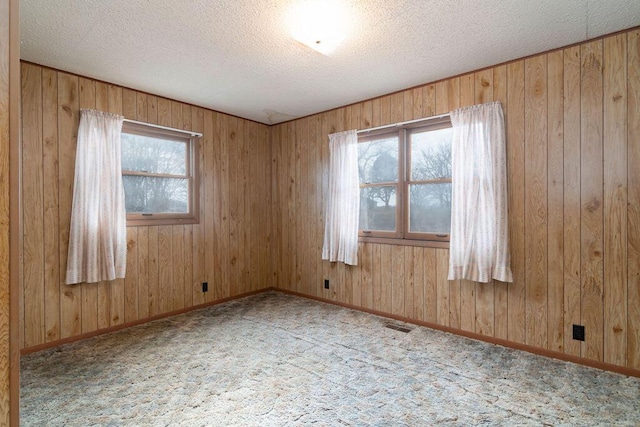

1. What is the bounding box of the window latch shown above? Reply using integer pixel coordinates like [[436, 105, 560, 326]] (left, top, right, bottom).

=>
[[436, 233, 448, 237], [142, 213, 153, 216], [362, 230, 372, 234]]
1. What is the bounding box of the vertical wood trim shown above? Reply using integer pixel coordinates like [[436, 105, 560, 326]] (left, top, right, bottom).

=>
[[57, 72, 82, 338], [603, 33, 628, 366], [507, 60, 526, 344], [563, 45, 582, 357], [626, 30, 640, 369], [580, 40, 604, 361], [547, 50, 565, 353]]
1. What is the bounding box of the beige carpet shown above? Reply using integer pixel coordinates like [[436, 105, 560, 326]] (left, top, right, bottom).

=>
[[21, 291, 640, 426]]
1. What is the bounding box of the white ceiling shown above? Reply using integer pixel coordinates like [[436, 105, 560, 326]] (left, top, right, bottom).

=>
[[20, 0, 640, 125]]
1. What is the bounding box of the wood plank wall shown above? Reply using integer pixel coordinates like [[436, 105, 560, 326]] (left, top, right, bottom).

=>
[[271, 29, 640, 371], [19, 64, 272, 350]]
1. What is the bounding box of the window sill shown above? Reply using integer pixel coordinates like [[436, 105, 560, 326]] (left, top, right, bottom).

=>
[[358, 236, 449, 249], [126, 216, 199, 227]]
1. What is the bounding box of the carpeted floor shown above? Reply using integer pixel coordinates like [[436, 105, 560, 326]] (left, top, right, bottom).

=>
[[21, 291, 640, 426]]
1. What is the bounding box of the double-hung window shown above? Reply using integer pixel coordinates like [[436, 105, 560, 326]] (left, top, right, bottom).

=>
[[358, 117, 452, 244], [121, 121, 199, 225]]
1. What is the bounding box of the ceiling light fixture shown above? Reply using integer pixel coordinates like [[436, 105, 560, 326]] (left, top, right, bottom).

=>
[[287, 0, 350, 55]]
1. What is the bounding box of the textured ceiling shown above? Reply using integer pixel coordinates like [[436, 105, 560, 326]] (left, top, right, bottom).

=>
[[20, 0, 640, 125]]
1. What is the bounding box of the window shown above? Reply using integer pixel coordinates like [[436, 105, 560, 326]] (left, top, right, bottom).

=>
[[358, 117, 452, 243], [121, 121, 199, 225]]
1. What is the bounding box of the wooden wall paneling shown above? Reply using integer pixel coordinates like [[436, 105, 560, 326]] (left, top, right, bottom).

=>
[[21, 63, 44, 347], [312, 116, 324, 297], [603, 33, 628, 366], [247, 121, 259, 292], [227, 115, 240, 296], [125, 227, 139, 322], [170, 102, 185, 309], [458, 73, 477, 334], [580, 40, 604, 361], [289, 121, 299, 292], [379, 244, 393, 313], [506, 60, 526, 344], [107, 84, 124, 326], [474, 69, 495, 337], [390, 92, 404, 123], [391, 245, 405, 316], [547, 50, 565, 352], [209, 111, 222, 301], [280, 122, 291, 290], [371, 244, 382, 310], [94, 82, 111, 329], [58, 72, 82, 338], [361, 100, 373, 129], [237, 117, 248, 294], [303, 118, 314, 296], [145, 95, 160, 317], [78, 77, 100, 334], [562, 46, 582, 357], [412, 247, 425, 322], [403, 246, 415, 319], [318, 115, 329, 298], [492, 64, 509, 340], [435, 80, 449, 115], [380, 95, 391, 127], [182, 105, 194, 306], [171, 101, 187, 310], [147, 225, 159, 316], [424, 248, 437, 323], [360, 243, 373, 310], [122, 89, 138, 324], [156, 99, 174, 306], [191, 107, 205, 305], [270, 124, 282, 289], [157, 225, 172, 312], [42, 68, 60, 343], [445, 77, 461, 331], [171, 224, 184, 310], [137, 226, 149, 319], [524, 54, 548, 349], [627, 29, 640, 369], [347, 105, 360, 305], [435, 249, 449, 326], [294, 120, 304, 295], [422, 84, 436, 117]]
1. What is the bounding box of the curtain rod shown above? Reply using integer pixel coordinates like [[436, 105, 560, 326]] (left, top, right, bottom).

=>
[[123, 118, 203, 137], [356, 112, 451, 134]]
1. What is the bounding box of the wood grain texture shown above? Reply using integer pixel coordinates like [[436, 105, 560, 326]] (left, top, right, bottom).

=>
[[603, 33, 628, 367], [524, 54, 548, 349], [580, 40, 604, 361], [506, 60, 526, 345], [626, 30, 640, 369], [18, 28, 640, 376], [268, 28, 640, 373], [563, 46, 582, 357], [547, 50, 564, 353], [20, 65, 272, 352]]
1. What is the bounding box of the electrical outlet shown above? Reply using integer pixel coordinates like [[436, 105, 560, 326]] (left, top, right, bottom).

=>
[[324, 279, 330, 289], [573, 324, 585, 341], [202, 282, 208, 293]]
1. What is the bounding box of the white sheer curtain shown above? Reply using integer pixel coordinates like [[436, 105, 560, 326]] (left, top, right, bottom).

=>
[[448, 101, 513, 283], [66, 109, 127, 284], [322, 129, 360, 265]]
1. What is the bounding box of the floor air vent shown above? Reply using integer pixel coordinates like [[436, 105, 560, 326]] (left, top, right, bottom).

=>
[[384, 323, 413, 333]]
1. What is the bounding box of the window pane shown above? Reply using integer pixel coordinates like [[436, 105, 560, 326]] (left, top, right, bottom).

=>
[[123, 176, 189, 213], [409, 183, 451, 233], [121, 133, 187, 175], [359, 186, 396, 231], [410, 127, 452, 181], [358, 136, 399, 184]]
